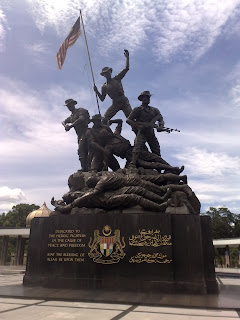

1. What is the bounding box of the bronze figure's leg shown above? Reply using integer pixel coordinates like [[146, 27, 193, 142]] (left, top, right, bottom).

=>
[[123, 186, 171, 203], [91, 154, 104, 172], [78, 138, 89, 172], [102, 104, 120, 124], [121, 99, 132, 117], [147, 133, 161, 156], [130, 131, 147, 166], [108, 154, 121, 171]]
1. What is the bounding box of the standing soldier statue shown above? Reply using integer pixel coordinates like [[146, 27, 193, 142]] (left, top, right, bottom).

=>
[[62, 99, 90, 172], [126, 91, 164, 167], [93, 49, 132, 124]]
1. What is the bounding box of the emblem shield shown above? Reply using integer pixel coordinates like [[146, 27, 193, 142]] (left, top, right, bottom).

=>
[[100, 236, 114, 257], [88, 226, 125, 264]]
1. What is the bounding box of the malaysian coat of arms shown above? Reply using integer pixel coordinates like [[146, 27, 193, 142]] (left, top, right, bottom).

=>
[[88, 225, 126, 264]]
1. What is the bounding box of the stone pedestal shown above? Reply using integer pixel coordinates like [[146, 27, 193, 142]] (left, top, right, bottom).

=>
[[23, 212, 218, 294]]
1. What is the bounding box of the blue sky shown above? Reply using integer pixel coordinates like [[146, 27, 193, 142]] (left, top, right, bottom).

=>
[[1, 0, 240, 214]]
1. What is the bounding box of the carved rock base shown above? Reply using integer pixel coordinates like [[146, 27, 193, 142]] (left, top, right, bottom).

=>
[[24, 212, 218, 294]]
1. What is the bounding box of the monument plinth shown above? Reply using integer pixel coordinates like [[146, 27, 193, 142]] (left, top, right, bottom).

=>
[[24, 211, 217, 294]]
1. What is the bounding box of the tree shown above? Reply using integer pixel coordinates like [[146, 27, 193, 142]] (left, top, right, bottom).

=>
[[205, 206, 240, 267], [0, 203, 40, 228], [0, 203, 40, 263], [205, 206, 240, 239]]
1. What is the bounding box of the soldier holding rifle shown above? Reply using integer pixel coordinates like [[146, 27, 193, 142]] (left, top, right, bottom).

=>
[[126, 91, 164, 166]]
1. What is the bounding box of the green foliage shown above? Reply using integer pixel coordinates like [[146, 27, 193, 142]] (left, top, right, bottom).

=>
[[0, 204, 39, 263], [205, 206, 240, 239], [0, 203, 39, 228], [205, 206, 240, 268]]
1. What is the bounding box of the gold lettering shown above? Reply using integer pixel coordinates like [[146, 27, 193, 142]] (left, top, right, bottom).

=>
[[129, 252, 172, 264], [129, 229, 172, 247], [74, 258, 84, 262], [47, 253, 55, 256], [47, 257, 58, 262]]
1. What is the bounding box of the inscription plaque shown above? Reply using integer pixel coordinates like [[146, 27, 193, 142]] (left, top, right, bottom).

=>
[[24, 212, 217, 294]]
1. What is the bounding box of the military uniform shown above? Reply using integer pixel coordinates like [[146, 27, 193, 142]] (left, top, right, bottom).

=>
[[102, 69, 132, 123], [127, 105, 163, 156], [63, 107, 90, 171]]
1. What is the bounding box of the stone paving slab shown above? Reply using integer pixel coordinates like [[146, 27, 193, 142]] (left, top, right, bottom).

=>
[[135, 305, 239, 317], [0, 266, 239, 320], [122, 312, 240, 320], [0, 298, 239, 320], [0, 272, 240, 309], [41, 300, 131, 310], [0, 303, 122, 320]]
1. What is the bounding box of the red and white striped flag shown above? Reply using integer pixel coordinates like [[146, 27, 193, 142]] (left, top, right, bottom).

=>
[[56, 17, 81, 70]]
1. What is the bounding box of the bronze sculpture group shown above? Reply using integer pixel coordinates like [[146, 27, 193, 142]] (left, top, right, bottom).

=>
[[52, 50, 200, 215]]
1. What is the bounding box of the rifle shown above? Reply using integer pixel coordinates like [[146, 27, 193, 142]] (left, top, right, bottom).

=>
[[157, 127, 180, 133], [127, 118, 180, 133]]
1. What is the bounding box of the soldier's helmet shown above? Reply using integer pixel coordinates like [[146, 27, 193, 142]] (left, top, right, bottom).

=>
[[100, 67, 113, 76], [64, 99, 77, 106], [138, 91, 152, 101], [91, 114, 102, 122]]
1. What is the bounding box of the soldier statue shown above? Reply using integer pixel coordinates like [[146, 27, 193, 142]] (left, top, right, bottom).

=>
[[62, 99, 90, 171], [93, 50, 132, 124], [85, 114, 120, 172], [126, 91, 164, 166]]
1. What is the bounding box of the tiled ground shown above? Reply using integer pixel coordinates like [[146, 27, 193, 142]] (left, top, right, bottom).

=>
[[0, 298, 239, 320], [0, 266, 239, 320]]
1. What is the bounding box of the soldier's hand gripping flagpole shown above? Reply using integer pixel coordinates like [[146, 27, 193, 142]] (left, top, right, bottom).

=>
[[79, 9, 101, 115]]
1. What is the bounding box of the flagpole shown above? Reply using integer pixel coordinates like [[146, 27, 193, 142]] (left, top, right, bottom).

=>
[[79, 9, 101, 115]]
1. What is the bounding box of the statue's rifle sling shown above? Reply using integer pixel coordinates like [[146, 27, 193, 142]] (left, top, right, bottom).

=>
[[79, 9, 101, 115]]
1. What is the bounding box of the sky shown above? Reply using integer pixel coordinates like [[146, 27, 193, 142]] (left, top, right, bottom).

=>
[[1, 0, 240, 214]]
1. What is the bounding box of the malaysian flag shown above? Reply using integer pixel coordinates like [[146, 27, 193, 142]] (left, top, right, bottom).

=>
[[56, 17, 81, 70]]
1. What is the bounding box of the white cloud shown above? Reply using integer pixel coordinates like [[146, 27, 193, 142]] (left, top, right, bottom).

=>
[[26, 0, 240, 61], [174, 148, 240, 212], [0, 9, 7, 51], [26, 0, 79, 33], [153, 0, 240, 61], [190, 179, 240, 212], [231, 83, 240, 107], [175, 147, 240, 177], [0, 203, 17, 213], [0, 187, 26, 213], [24, 41, 49, 54], [0, 186, 26, 202], [0, 76, 91, 156]]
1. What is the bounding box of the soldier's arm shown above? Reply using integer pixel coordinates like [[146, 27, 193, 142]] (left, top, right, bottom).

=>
[[108, 119, 123, 135], [62, 117, 72, 131], [126, 108, 139, 129], [94, 84, 107, 101], [72, 190, 97, 207], [71, 114, 88, 127], [115, 50, 129, 80], [154, 109, 164, 129], [147, 112, 164, 129], [157, 113, 164, 129]]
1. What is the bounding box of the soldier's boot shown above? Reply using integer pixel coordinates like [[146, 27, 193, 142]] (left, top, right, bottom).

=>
[[129, 152, 138, 167], [79, 157, 88, 172]]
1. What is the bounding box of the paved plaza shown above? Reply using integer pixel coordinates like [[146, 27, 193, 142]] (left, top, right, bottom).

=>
[[0, 266, 239, 320]]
